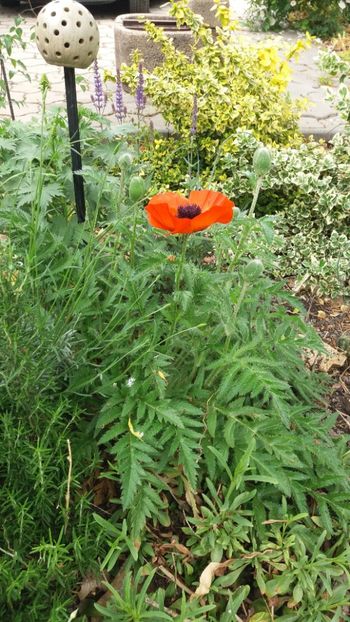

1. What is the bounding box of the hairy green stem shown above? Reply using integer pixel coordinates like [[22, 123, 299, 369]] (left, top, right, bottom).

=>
[[171, 234, 189, 334], [28, 82, 48, 268], [248, 177, 262, 218], [130, 200, 142, 266], [232, 280, 249, 324], [117, 169, 125, 213], [229, 177, 263, 271]]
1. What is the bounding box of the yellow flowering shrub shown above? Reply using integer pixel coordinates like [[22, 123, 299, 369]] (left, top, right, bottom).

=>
[[119, 0, 308, 150]]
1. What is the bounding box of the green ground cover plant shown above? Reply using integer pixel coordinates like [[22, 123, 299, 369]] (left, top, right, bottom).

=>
[[0, 102, 349, 621]]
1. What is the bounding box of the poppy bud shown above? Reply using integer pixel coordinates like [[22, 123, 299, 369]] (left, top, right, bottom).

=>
[[118, 152, 133, 169], [129, 176, 145, 203], [253, 147, 272, 177], [233, 206, 241, 217], [243, 259, 264, 281]]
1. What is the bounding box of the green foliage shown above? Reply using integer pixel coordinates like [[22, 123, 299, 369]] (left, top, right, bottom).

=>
[[247, 0, 350, 37], [118, 0, 301, 178], [0, 17, 33, 111], [0, 391, 103, 620], [0, 110, 143, 620], [0, 108, 349, 621], [214, 130, 350, 296], [95, 568, 173, 620], [96, 570, 215, 621], [319, 49, 350, 124]]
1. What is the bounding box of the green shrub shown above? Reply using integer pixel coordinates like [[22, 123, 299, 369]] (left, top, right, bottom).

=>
[[0, 398, 102, 621], [318, 48, 350, 124], [117, 0, 303, 175], [247, 0, 350, 38], [211, 130, 350, 296]]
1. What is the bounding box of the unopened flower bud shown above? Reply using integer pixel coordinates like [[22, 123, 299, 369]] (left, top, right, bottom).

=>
[[243, 259, 264, 281], [129, 175, 145, 202], [118, 152, 133, 169], [253, 147, 272, 177]]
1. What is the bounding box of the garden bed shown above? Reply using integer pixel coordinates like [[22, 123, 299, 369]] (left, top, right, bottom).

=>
[[1, 2, 350, 621]]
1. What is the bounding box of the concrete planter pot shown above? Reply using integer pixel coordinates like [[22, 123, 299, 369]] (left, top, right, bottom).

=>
[[188, 0, 226, 28], [114, 14, 194, 72]]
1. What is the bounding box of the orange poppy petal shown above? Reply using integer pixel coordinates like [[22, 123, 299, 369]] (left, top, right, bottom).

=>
[[189, 190, 234, 213], [147, 192, 188, 216], [189, 202, 234, 233], [146, 202, 176, 232], [170, 218, 196, 235]]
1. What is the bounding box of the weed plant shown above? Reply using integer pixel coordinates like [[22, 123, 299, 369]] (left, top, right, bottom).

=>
[[0, 104, 349, 621]]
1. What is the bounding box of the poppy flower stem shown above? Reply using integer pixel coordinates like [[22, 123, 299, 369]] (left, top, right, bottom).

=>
[[232, 281, 249, 324], [229, 178, 262, 269], [172, 234, 189, 333], [248, 178, 262, 218], [175, 234, 189, 290], [130, 199, 142, 266], [224, 280, 249, 352], [118, 170, 126, 209]]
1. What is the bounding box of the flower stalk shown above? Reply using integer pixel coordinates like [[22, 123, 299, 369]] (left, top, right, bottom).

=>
[[91, 60, 107, 115], [113, 68, 127, 122], [172, 234, 189, 334], [135, 62, 146, 119]]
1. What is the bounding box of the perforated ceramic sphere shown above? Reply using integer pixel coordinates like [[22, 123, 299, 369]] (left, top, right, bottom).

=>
[[35, 0, 99, 69]]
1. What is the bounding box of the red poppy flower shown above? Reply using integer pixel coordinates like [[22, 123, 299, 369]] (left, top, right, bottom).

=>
[[145, 190, 234, 234]]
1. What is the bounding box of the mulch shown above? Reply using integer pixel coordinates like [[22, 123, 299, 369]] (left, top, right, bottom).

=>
[[299, 292, 350, 435]]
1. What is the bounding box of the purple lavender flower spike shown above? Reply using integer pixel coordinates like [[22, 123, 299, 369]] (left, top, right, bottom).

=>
[[190, 94, 198, 137], [91, 59, 106, 115], [113, 68, 127, 123], [135, 62, 146, 115]]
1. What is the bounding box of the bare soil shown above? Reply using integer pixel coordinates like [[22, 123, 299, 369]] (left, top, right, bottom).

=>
[[300, 292, 350, 435]]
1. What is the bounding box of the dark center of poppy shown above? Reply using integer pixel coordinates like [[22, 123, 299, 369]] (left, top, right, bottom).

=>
[[177, 203, 202, 219]]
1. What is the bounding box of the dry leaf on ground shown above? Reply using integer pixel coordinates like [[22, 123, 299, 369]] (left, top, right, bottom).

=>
[[192, 560, 233, 598], [318, 343, 347, 373], [77, 575, 104, 602], [303, 341, 347, 372]]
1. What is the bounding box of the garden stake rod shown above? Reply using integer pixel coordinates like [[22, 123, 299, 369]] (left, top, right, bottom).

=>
[[64, 66, 86, 224], [34, 0, 100, 224], [0, 56, 15, 121]]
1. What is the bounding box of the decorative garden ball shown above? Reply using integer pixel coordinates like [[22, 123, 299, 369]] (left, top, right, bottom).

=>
[[35, 0, 100, 222], [35, 0, 99, 69]]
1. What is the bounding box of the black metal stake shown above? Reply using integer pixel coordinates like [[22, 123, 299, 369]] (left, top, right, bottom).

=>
[[0, 56, 15, 121], [64, 66, 85, 223]]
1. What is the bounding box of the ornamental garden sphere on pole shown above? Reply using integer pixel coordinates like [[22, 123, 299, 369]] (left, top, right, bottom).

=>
[[35, 0, 100, 223]]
